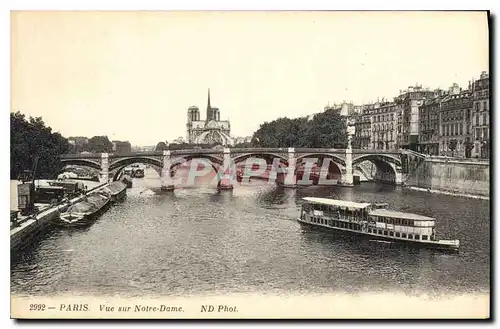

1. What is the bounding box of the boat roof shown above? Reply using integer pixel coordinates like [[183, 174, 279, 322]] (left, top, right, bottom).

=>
[[368, 209, 435, 221], [302, 197, 372, 209]]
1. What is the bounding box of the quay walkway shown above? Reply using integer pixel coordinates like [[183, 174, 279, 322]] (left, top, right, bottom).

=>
[[10, 180, 106, 251]]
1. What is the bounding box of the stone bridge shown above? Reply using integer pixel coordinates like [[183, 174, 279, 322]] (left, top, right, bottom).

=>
[[60, 147, 414, 191]]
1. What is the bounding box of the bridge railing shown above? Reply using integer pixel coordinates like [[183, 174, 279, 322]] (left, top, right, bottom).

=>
[[60, 148, 407, 160]]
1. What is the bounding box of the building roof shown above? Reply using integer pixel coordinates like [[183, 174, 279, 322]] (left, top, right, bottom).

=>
[[302, 197, 372, 209], [368, 209, 435, 221]]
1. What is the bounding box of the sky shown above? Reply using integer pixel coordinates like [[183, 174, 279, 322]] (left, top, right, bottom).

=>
[[11, 11, 489, 146]]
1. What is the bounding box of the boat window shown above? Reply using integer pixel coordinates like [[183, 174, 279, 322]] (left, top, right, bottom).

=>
[[395, 232, 400, 237], [410, 220, 415, 226], [408, 234, 413, 239], [402, 233, 407, 238], [389, 231, 394, 236], [415, 235, 420, 240], [402, 219, 407, 226], [422, 235, 428, 240], [383, 231, 388, 236]]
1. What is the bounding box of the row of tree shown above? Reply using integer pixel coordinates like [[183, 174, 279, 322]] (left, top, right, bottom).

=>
[[11, 111, 70, 180], [251, 108, 348, 148]]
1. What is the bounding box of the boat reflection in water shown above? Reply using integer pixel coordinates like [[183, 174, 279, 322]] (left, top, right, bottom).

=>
[[55, 190, 111, 227]]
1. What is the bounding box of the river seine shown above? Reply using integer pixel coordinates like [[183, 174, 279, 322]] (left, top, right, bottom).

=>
[[11, 168, 490, 298]]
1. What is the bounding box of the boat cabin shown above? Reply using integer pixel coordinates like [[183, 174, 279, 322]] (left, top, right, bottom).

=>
[[300, 197, 373, 230], [366, 209, 436, 242], [300, 197, 437, 242]]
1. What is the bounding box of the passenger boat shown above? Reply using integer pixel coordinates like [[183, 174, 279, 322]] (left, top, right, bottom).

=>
[[55, 190, 111, 227], [297, 197, 459, 252]]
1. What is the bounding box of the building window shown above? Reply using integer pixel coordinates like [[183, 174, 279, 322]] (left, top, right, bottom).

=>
[[383, 231, 388, 236], [408, 234, 413, 239], [483, 128, 488, 140], [475, 103, 480, 111], [402, 233, 407, 238], [483, 113, 487, 125], [389, 231, 394, 236], [460, 123, 463, 135], [483, 101, 488, 111], [476, 115, 479, 126], [422, 235, 428, 240], [415, 235, 420, 240], [395, 232, 400, 237]]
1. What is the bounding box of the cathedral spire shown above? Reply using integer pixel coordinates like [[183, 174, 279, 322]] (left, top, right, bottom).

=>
[[207, 88, 211, 110]]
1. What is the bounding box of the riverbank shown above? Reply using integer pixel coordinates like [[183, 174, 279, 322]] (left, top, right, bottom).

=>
[[405, 156, 489, 198], [10, 180, 107, 251], [404, 186, 489, 200]]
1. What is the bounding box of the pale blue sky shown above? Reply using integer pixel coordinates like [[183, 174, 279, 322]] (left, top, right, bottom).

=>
[[11, 11, 489, 146]]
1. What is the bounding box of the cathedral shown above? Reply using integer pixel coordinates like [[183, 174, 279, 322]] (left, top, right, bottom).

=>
[[186, 89, 233, 146]]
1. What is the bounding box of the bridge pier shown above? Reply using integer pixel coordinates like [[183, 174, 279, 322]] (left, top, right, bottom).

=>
[[101, 153, 109, 183], [283, 147, 297, 188], [161, 150, 175, 191], [219, 148, 234, 190], [339, 135, 354, 187]]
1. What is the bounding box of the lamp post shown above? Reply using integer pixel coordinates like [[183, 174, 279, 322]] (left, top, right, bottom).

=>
[[341, 118, 355, 186]]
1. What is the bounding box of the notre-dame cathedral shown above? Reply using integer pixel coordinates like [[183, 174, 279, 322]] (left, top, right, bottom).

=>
[[186, 89, 233, 146]]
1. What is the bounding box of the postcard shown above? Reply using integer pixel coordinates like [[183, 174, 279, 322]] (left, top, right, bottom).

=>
[[10, 10, 490, 319]]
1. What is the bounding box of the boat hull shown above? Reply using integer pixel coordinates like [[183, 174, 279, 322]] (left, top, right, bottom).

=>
[[110, 187, 127, 203], [297, 218, 459, 252], [54, 198, 111, 228]]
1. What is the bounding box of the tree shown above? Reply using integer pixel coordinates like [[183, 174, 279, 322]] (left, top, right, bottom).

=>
[[88, 136, 113, 153], [10, 111, 70, 179], [447, 139, 458, 157], [113, 140, 132, 154], [155, 141, 168, 152], [251, 109, 347, 148]]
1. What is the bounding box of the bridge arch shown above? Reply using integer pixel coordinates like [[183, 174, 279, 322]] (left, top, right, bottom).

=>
[[232, 153, 288, 165], [295, 153, 346, 179], [352, 154, 402, 184], [111, 163, 163, 181], [60, 159, 101, 171], [109, 157, 163, 171], [170, 154, 224, 176], [231, 153, 289, 174]]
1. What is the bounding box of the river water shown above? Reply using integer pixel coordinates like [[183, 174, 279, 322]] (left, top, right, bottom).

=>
[[11, 168, 490, 298]]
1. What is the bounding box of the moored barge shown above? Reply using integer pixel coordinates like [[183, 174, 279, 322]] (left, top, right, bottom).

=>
[[298, 197, 459, 252], [55, 190, 111, 227]]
